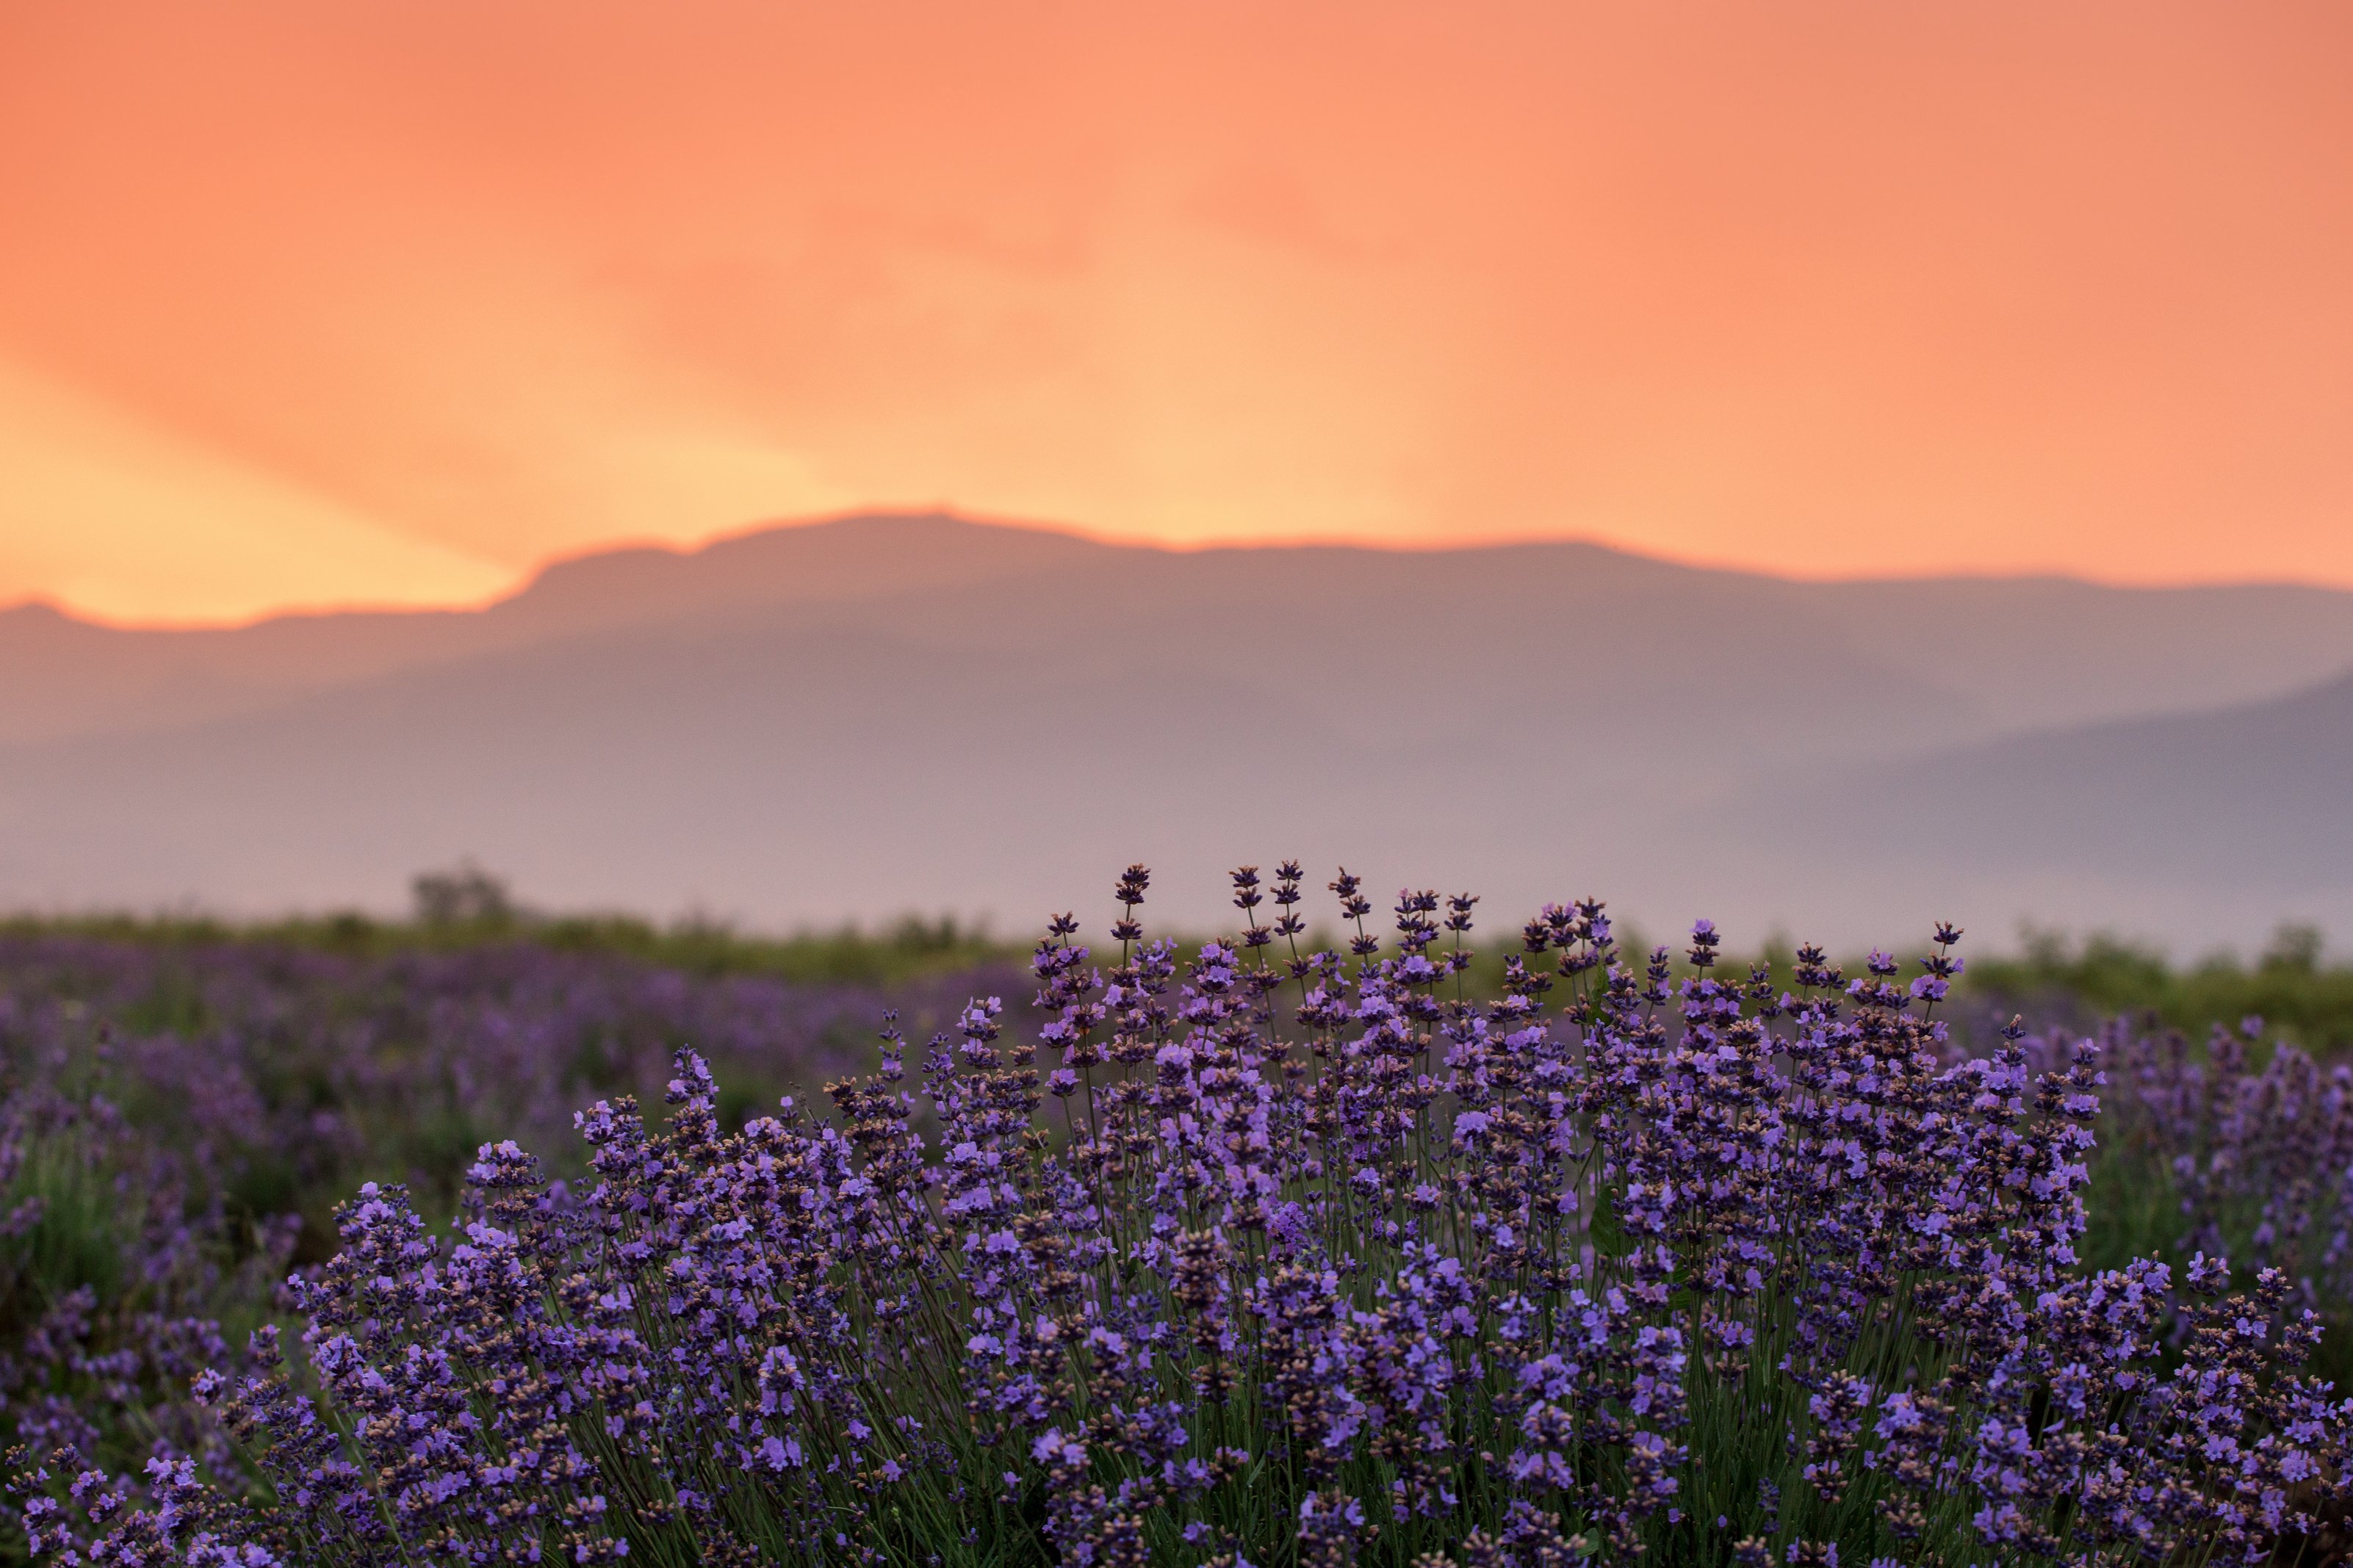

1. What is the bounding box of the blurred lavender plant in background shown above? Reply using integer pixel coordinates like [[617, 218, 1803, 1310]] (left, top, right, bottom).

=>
[[0, 929, 1022, 1541], [4, 871, 2352, 1567]]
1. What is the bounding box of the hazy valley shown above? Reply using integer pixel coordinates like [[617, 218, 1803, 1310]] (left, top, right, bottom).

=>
[[4, 512, 2347, 951]]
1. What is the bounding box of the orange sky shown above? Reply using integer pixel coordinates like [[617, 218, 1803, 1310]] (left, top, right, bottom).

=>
[[4, 1, 2350, 624]]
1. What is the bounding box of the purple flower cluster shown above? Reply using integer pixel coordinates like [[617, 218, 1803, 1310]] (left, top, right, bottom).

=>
[[9, 872, 2352, 1567], [2096, 1014, 2353, 1326], [0, 934, 1018, 1552], [0, 990, 299, 1513], [0, 936, 1023, 1224]]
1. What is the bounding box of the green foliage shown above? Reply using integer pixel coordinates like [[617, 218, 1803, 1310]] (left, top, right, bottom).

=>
[[0, 911, 1012, 990], [0, 1136, 129, 1332], [1962, 924, 2353, 1052]]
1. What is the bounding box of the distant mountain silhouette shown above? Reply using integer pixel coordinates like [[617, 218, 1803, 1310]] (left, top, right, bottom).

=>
[[0, 515, 1111, 745], [1765, 670, 2353, 933], [2, 512, 2347, 950]]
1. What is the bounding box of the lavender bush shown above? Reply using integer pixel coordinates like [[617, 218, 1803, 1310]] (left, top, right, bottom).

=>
[[0, 1027, 285, 1515], [8, 867, 2353, 1567], [0, 934, 1027, 1257], [2089, 1017, 2353, 1334], [0, 933, 1017, 1554]]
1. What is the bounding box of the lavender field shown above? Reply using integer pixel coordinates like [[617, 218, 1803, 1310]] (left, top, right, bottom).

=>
[[4, 870, 2352, 1567], [15, 1, 2350, 1561]]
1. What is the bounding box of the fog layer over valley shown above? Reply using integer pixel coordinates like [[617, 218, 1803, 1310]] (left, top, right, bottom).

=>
[[4, 513, 2346, 950]]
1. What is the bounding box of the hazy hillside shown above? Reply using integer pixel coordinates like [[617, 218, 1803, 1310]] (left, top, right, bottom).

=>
[[1, 513, 2346, 949], [14, 513, 2353, 747], [0, 516, 1109, 745], [1768, 671, 2353, 937]]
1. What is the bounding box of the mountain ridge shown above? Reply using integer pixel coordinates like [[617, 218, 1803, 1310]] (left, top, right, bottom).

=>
[[12, 511, 2353, 748], [3, 511, 2346, 948]]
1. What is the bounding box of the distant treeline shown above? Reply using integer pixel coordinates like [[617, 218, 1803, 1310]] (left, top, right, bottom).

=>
[[0, 908, 1006, 988], [3, 904, 2343, 1049], [1961, 922, 2353, 1052]]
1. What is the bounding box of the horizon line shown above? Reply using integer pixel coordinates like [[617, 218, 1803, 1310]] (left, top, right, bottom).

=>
[[14, 505, 2353, 632]]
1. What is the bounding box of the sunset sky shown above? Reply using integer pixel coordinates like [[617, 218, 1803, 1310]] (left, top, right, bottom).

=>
[[4, 1, 2350, 624]]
